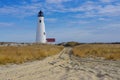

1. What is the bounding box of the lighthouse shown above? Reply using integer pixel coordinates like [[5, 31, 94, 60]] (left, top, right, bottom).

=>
[[36, 10, 46, 43]]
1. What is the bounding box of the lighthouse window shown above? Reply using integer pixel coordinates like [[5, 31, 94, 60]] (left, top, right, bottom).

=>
[[39, 20, 41, 23], [44, 32, 45, 35]]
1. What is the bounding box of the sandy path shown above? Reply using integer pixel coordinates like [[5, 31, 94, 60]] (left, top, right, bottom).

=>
[[0, 47, 120, 80]]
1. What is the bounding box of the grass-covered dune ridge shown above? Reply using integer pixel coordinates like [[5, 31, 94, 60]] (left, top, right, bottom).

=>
[[73, 44, 120, 60], [0, 44, 63, 64]]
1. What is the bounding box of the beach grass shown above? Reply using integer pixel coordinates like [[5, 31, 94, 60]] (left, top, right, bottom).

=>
[[73, 44, 120, 60], [0, 44, 63, 64]]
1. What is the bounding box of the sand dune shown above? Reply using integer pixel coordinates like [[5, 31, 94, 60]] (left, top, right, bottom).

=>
[[0, 48, 120, 80]]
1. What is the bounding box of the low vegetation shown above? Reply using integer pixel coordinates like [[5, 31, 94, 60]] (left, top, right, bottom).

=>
[[0, 44, 63, 64], [58, 41, 81, 47], [73, 44, 120, 60], [64, 42, 80, 47]]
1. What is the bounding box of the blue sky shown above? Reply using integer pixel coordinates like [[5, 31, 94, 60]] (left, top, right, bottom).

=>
[[0, 0, 120, 43]]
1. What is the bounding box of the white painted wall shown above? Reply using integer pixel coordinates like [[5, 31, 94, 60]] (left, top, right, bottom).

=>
[[36, 17, 46, 43]]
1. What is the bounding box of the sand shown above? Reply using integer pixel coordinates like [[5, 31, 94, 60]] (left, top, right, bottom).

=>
[[0, 47, 120, 80]]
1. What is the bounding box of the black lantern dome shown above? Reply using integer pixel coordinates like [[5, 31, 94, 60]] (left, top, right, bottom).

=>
[[38, 10, 44, 17]]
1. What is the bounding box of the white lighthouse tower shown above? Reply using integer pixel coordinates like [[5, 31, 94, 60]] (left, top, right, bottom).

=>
[[36, 10, 46, 43]]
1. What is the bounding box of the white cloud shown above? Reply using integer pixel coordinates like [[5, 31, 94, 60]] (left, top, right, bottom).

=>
[[67, 2, 120, 18], [0, 0, 120, 18], [53, 24, 117, 42], [0, 30, 36, 42], [31, 0, 39, 2], [70, 20, 90, 24], [106, 23, 120, 28], [45, 18, 57, 22], [98, 17, 108, 21], [0, 22, 15, 27], [46, 0, 72, 4], [58, 1, 100, 12], [0, 3, 42, 17], [98, 4, 120, 16], [100, 0, 115, 3]]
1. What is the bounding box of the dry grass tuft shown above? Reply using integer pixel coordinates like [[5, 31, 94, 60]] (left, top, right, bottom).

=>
[[0, 44, 63, 64], [73, 44, 120, 60]]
